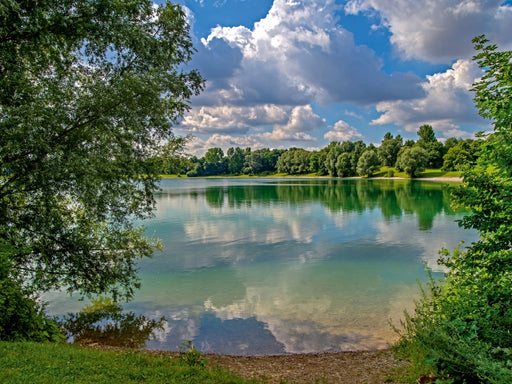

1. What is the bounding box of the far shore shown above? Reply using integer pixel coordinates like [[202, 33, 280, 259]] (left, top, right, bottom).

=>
[[160, 174, 464, 183]]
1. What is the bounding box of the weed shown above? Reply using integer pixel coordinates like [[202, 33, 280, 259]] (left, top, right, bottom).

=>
[[178, 340, 209, 367]]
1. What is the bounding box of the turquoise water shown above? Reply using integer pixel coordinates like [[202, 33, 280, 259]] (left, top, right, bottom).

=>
[[46, 178, 478, 355]]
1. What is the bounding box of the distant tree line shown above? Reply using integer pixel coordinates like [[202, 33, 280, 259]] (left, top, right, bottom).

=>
[[161, 125, 482, 178]]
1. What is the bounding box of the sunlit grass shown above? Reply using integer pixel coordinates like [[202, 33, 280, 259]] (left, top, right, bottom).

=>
[[0, 342, 257, 384], [419, 169, 462, 178]]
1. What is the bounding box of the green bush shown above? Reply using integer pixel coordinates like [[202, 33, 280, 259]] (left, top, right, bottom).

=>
[[0, 253, 64, 342], [395, 258, 512, 383]]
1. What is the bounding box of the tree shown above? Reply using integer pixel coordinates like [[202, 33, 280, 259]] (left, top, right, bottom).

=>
[[444, 137, 459, 151], [203, 147, 226, 175], [309, 151, 328, 175], [0, 0, 203, 308], [395, 147, 428, 177], [324, 142, 343, 176], [243, 149, 265, 175], [378, 132, 403, 166], [397, 36, 512, 383], [357, 150, 380, 177], [442, 139, 477, 171], [276, 148, 311, 175], [417, 124, 437, 145], [415, 125, 444, 168], [324, 141, 365, 177], [226, 147, 245, 175], [261, 149, 284, 173], [334, 152, 354, 177]]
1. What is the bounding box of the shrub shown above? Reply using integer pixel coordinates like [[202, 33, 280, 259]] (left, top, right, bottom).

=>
[[0, 253, 64, 342]]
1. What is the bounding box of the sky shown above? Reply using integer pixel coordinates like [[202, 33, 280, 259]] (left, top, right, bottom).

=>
[[155, 0, 512, 156]]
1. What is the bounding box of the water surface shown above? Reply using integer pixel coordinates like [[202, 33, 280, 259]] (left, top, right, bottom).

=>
[[47, 178, 478, 355]]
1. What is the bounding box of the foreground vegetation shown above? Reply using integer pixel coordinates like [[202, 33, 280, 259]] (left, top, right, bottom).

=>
[[0, 342, 255, 384], [395, 36, 512, 383]]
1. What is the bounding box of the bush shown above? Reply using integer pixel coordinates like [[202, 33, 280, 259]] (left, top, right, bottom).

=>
[[395, 257, 512, 383], [0, 253, 64, 342]]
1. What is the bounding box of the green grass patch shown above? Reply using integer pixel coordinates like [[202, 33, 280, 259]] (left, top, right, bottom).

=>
[[0, 342, 257, 384], [418, 169, 462, 178], [373, 167, 462, 179]]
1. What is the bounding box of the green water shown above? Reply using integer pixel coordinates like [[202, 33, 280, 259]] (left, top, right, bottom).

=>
[[47, 178, 478, 355]]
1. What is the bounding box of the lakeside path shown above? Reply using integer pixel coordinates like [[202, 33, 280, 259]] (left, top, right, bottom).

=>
[[145, 349, 408, 384], [205, 350, 408, 384]]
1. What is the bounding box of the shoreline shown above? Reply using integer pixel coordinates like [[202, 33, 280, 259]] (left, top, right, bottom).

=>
[[144, 348, 406, 384], [161, 174, 463, 183]]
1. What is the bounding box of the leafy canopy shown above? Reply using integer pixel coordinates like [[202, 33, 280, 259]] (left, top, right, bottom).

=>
[[0, 0, 203, 301]]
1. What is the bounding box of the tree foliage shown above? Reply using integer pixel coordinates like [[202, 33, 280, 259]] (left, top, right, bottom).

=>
[[0, 0, 203, 304], [356, 150, 380, 177], [397, 36, 512, 383], [442, 139, 481, 172], [416, 124, 437, 145], [395, 146, 429, 177], [276, 148, 311, 175], [378, 132, 403, 167]]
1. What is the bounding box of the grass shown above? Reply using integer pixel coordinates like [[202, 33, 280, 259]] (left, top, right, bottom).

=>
[[370, 167, 462, 179], [0, 341, 257, 384], [418, 169, 462, 178]]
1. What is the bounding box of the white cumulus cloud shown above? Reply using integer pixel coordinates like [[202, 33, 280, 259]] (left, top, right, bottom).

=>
[[193, 0, 423, 109], [370, 59, 486, 137], [324, 120, 364, 142], [345, 0, 512, 62], [180, 105, 290, 134], [263, 105, 325, 141]]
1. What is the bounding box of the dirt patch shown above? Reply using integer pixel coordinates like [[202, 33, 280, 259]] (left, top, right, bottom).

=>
[[204, 350, 407, 383], [207, 350, 408, 384]]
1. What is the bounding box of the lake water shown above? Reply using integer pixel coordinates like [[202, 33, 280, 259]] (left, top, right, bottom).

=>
[[46, 178, 478, 355]]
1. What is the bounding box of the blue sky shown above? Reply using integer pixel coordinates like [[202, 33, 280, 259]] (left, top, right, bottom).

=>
[[156, 0, 512, 156]]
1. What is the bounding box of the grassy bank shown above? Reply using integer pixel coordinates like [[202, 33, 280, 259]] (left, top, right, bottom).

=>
[[0, 342, 256, 384]]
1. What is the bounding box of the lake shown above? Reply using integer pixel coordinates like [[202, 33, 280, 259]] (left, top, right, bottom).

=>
[[46, 178, 478, 355]]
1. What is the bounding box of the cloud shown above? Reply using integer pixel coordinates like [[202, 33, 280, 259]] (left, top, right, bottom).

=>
[[345, 0, 512, 62], [191, 37, 243, 86], [180, 104, 290, 134], [370, 59, 486, 137], [182, 105, 325, 155], [263, 105, 325, 141], [324, 120, 364, 142], [193, 0, 424, 108], [186, 134, 262, 156]]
